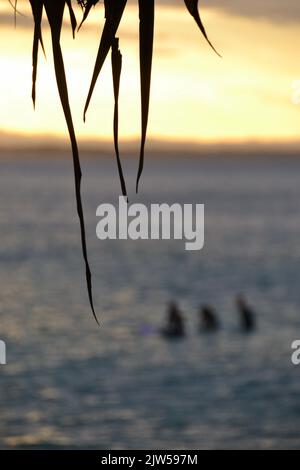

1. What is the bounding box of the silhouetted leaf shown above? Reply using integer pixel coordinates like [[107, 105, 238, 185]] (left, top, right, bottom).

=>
[[66, 0, 77, 38], [184, 0, 221, 57], [44, 0, 98, 324], [112, 38, 127, 198], [136, 0, 155, 193], [78, 0, 99, 31], [11, 0, 220, 321], [29, 0, 45, 107], [83, 0, 127, 121]]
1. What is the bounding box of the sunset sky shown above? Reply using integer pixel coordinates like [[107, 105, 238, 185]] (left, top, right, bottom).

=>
[[0, 0, 299, 147]]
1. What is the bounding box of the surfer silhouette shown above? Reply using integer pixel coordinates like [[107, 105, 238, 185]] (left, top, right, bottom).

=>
[[199, 305, 219, 332], [236, 294, 256, 332], [162, 302, 185, 338]]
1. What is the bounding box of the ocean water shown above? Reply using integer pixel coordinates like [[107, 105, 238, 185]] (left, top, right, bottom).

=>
[[0, 155, 300, 449]]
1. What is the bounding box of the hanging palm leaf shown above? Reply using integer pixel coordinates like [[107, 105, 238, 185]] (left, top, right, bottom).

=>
[[29, 0, 98, 324], [10, 0, 219, 321]]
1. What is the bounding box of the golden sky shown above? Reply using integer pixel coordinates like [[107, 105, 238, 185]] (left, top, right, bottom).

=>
[[0, 0, 299, 146]]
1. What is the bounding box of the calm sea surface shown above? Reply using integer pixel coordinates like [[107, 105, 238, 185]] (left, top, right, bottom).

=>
[[0, 155, 300, 449]]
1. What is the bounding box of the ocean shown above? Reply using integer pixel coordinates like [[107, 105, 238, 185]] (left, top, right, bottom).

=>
[[0, 155, 300, 449]]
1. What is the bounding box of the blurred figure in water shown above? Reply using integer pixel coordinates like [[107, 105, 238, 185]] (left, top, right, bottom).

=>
[[162, 301, 185, 338], [199, 305, 219, 332], [236, 294, 256, 332]]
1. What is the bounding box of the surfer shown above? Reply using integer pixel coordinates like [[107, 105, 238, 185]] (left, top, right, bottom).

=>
[[199, 305, 219, 332], [161, 301, 185, 338], [236, 294, 256, 332]]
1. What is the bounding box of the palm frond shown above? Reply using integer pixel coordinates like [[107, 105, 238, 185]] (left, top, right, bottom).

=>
[[184, 0, 220, 57], [10, 0, 220, 321], [112, 38, 127, 198], [136, 0, 155, 193], [29, 0, 98, 324]]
